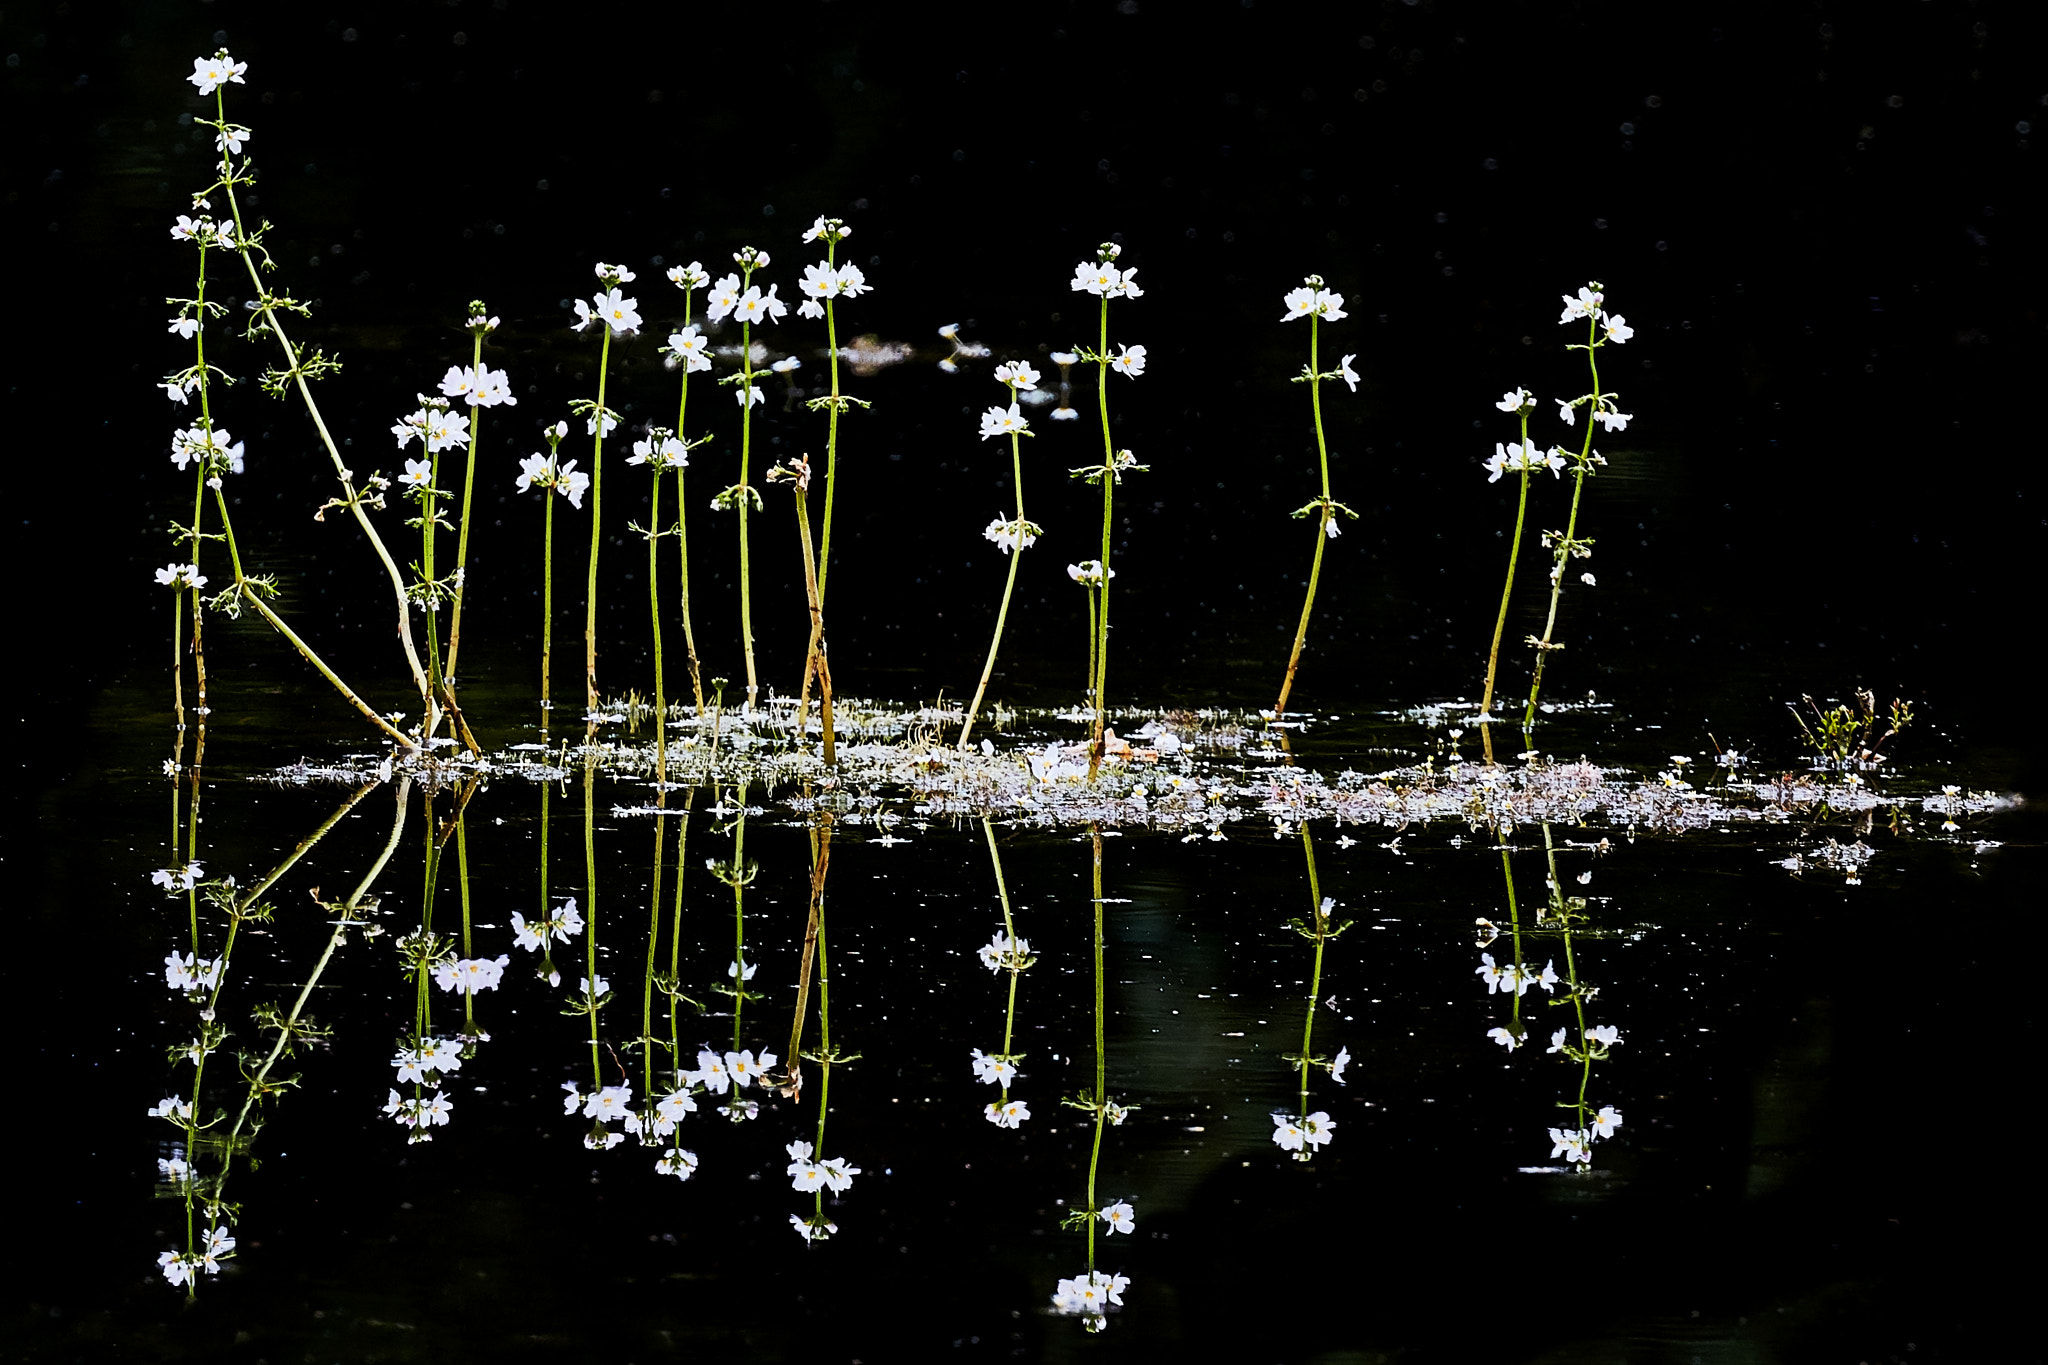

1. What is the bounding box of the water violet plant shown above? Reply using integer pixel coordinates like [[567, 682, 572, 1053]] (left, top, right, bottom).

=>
[[959, 360, 1043, 751], [1272, 276, 1360, 719]]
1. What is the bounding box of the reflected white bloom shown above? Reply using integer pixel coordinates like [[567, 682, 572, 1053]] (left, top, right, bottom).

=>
[[976, 930, 1030, 971], [152, 861, 204, 891], [1586, 1024, 1622, 1049], [820, 1156, 860, 1193], [1301, 1110, 1336, 1148], [1546, 1027, 1569, 1055], [786, 1140, 826, 1192], [729, 960, 757, 981], [725, 1049, 776, 1089], [157, 1154, 191, 1182], [158, 1250, 197, 1287], [656, 1089, 699, 1123], [391, 1048, 430, 1085], [770, 356, 801, 374], [1103, 1101, 1130, 1126], [1099, 1201, 1135, 1234], [561, 1081, 585, 1115], [163, 952, 222, 993], [982, 516, 1038, 555], [579, 975, 610, 1001], [414, 1037, 463, 1074], [1475, 952, 1506, 994], [985, 1099, 1030, 1128], [1329, 1045, 1351, 1085], [432, 955, 509, 995], [147, 1096, 194, 1121], [693, 1049, 731, 1094], [655, 1148, 699, 1180], [969, 1048, 1016, 1086], [584, 1129, 625, 1150], [790, 1212, 838, 1242], [582, 1085, 632, 1121], [1590, 1105, 1623, 1139], [1271, 1112, 1306, 1151], [1486, 1026, 1523, 1051], [1549, 1126, 1592, 1163], [1052, 1269, 1130, 1316], [1051, 406, 1080, 421]]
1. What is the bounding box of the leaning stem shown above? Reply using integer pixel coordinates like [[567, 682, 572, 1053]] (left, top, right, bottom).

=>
[[219, 176, 432, 723], [1480, 415, 1534, 727], [444, 328, 485, 687], [817, 245, 843, 607], [673, 298, 705, 715], [738, 317, 759, 713], [1275, 312, 1333, 718], [791, 485, 837, 767], [1524, 315, 1603, 727], [959, 407, 1025, 751]]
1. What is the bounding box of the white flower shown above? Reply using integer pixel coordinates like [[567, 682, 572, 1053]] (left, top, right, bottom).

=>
[[655, 1147, 699, 1179], [771, 356, 800, 374], [969, 1048, 1016, 1086], [1271, 1112, 1306, 1151], [1559, 285, 1604, 324], [993, 359, 1041, 389], [422, 409, 470, 453], [1280, 283, 1347, 321], [1549, 1126, 1592, 1163], [147, 1095, 194, 1121], [789, 1212, 838, 1243], [586, 410, 619, 437], [167, 315, 200, 341], [188, 52, 248, 97], [1109, 344, 1147, 378], [667, 261, 708, 290], [399, 458, 433, 490], [728, 960, 757, 981], [835, 263, 870, 297], [433, 955, 509, 995], [169, 214, 207, 242], [1338, 354, 1359, 391], [1475, 952, 1506, 993], [1067, 560, 1116, 587], [819, 1156, 860, 1193], [786, 1141, 826, 1191], [726, 1049, 776, 1089], [582, 1085, 632, 1121], [595, 288, 642, 335], [580, 975, 610, 1001], [158, 1251, 196, 1287], [1593, 407, 1631, 432], [1497, 387, 1533, 413], [1071, 260, 1126, 296], [798, 260, 841, 303], [558, 461, 590, 509], [979, 403, 1029, 440], [1301, 1111, 1336, 1147], [153, 561, 206, 589], [628, 436, 688, 469], [1590, 1105, 1623, 1139], [1104, 1100, 1130, 1126], [733, 285, 788, 326], [215, 125, 249, 155], [1602, 313, 1634, 344], [705, 274, 743, 322], [1098, 1200, 1136, 1234], [1547, 1027, 1569, 1054], [1587, 1024, 1622, 1049], [1329, 1045, 1351, 1084], [1486, 1026, 1523, 1051], [985, 1099, 1030, 1128], [736, 384, 764, 408], [665, 325, 713, 372]]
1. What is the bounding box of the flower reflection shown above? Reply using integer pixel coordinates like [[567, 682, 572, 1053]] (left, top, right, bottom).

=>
[[986, 1098, 1031, 1128]]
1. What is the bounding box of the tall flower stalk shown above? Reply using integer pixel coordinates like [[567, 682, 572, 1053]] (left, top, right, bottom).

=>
[[795, 215, 873, 609], [707, 247, 786, 714], [662, 264, 714, 714], [767, 456, 837, 765], [1273, 276, 1360, 718], [628, 430, 688, 784], [569, 263, 640, 717], [182, 49, 421, 751], [516, 423, 586, 728], [1476, 387, 1558, 749], [1277, 824, 1350, 1160], [1524, 282, 1633, 727], [440, 303, 511, 696], [959, 362, 1043, 750], [1067, 243, 1147, 775]]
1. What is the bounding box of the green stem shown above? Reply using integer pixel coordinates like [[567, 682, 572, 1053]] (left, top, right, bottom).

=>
[[817, 237, 843, 608], [1090, 299, 1113, 772], [541, 491, 555, 730], [650, 460, 668, 789], [1298, 823, 1325, 1118], [674, 294, 705, 715], [444, 326, 485, 688], [584, 753, 601, 1090], [587, 327, 613, 715], [1275, 311, 1334, 718], [1524, 313, 1603, 727], [1480, 414, 1534, 724], [738, 319, 759, 712], [959, 395, 1025, 751]]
